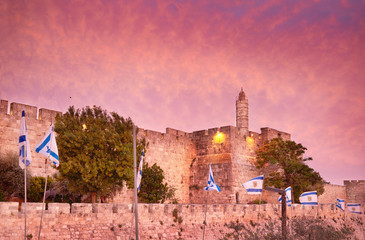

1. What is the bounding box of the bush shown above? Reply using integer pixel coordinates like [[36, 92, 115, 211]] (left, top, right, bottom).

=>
[[0, 188, 5, 201], [0, 152, 31, 199], [138, 163, 177, 203], [27, 176, 53, 202], [221, 217, 355, 240], [49, 180, 82, 204]]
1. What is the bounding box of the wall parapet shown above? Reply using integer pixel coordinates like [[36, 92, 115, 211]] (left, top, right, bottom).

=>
[[0, 202, 363, 239], [0, 202, 350, 219]]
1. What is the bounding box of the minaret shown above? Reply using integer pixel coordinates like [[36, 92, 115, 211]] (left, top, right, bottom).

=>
[[236, 88, 249, 136]]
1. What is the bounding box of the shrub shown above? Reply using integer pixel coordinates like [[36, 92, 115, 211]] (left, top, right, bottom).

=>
[[27, 176, 53, 202], [0, 188, 5, 201], [0, 152, 31, 199]]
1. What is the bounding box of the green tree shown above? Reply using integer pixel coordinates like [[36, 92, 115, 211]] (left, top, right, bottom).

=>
[[55, 106, 145, 202], [27, 176, 53, 202], [0, 152, 31, 199], [138, 163, 176, 203], [255, 138, 324, 202]]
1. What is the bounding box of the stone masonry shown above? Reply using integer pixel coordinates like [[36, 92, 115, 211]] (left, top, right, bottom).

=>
[[1, 202, 363, 240], [1, 89, 364, 206]]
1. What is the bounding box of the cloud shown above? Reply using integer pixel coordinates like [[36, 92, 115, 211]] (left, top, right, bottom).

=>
[[0, 0, 364, 184]]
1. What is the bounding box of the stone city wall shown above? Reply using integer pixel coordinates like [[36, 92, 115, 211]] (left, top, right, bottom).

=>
[[318, 183, 346, 204], [0, 202, 358, 240], [138, 128, 196, 203], [0, 100, 61, 177], [345, 180, 365, 205]]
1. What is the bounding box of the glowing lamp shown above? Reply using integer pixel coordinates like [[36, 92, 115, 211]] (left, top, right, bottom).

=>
[[246, 136, 254, 145], [214, 131, 225, 144]]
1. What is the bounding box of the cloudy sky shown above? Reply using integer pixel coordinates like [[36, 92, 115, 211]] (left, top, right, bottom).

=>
[[1, 0, 364, 185]]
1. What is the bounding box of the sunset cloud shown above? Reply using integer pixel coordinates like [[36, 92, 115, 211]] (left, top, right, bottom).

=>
[[0, 0, 364, 184]]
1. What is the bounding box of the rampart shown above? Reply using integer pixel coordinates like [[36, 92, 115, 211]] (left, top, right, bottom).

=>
[[0, 202, 360, 240], [345, 180, 365, 205], [1, 98, 364, 206], [0, 100, 61, 177], [137, 128, 195, 203]]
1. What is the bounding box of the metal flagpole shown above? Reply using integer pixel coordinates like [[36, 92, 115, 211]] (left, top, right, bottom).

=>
[[344, 202, 346, 222], [24, 160, 27, 240], [38, 124, 53, 240], [129, 204, 135, 240], [289, 198, 293, 235], [38, 158, 48, 240], [258, 191, 262, 220], [202, 191, 209, 240], [133, 125, 139, 240]]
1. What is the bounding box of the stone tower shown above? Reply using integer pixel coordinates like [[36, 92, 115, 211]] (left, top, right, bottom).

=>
[[236, 88, 249, 137]]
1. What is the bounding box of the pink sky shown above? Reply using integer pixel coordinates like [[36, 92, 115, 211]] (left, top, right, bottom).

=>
[[0, 0, 364, 185]]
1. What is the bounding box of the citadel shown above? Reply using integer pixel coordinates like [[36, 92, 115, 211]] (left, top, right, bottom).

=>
[[0, 89, 364, 205], [1, 89, 364, 239]]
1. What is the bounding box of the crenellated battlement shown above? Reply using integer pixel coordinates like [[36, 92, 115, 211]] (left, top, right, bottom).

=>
[[1, 91, 363, 208], [0, 99, 62, 122], [0, 99, 62, 177], [0, 202, 361, 240]]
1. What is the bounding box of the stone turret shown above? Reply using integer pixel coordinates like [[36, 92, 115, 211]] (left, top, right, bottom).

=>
[[236, 88, 249, 137]]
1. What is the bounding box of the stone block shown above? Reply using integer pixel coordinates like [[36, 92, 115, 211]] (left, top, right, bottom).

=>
[[71, 203, 93, 214], [48, 203, 70, 214], [0, 202, 19, 215]]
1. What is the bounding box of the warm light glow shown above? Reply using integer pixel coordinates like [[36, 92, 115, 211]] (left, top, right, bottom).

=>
[[214, 131, 225, 144], [82, 124, 87, 130], [246, 136, 254, 145]]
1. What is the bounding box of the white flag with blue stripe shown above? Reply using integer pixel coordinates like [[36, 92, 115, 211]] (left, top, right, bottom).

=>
[[278, 186, 292, 207], [19, 110, 32, 169], [204, 163, 221, 192], [35, 124, 59, 167], [242, 175, 264, 194], [136, 150, 144, 192], [335, 198, 345, 211], [347, 203, 361, 214], [299, 191, 318, 205]]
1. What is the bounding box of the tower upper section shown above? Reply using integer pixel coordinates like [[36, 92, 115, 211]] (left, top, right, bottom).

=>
[[236, 88, 249, 137]]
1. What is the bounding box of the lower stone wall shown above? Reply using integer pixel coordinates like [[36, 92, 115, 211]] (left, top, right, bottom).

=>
[[0, 202, 362, 240]]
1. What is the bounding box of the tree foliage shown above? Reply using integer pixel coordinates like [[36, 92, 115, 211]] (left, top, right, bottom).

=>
[[0, 152, 31, 199], [27, 176, 53, 202], [55, 106, 145, 201], [255, 138, 324, 202], [138, 163, 176, 203]]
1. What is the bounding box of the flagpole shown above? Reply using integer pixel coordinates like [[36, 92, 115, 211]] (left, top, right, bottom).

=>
[[258, 192, 262, 220], [202, 191, 209, 240], [129, 204, 135, 240], [344, 203, 346, 222], [24, 161, 27, 240], [38, 158, 49, 240], [133, 124, 139, 240], [290, 198, 293, 235]]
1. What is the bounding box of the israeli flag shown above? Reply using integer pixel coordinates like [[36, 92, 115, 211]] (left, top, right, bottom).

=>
[[242, 175, 264, 194], [299, 191, 318, 205], [347, 203, 361, 214], [278, 186, 292, 207], [204, 163, 221, 192], [19, 110, 32, 169], [35, 124, 59, 167], [335, 198, 345, 211], [136, 150, 144, 192]]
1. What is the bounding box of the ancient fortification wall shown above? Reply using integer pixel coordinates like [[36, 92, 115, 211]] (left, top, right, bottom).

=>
[[318, 184, 346, 204], [137, 128, 195, 203], [1, 89, 364, 206], [0, 100, 61, 177], [345, 180, 365, 205], [0, 202, 359, 240]]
